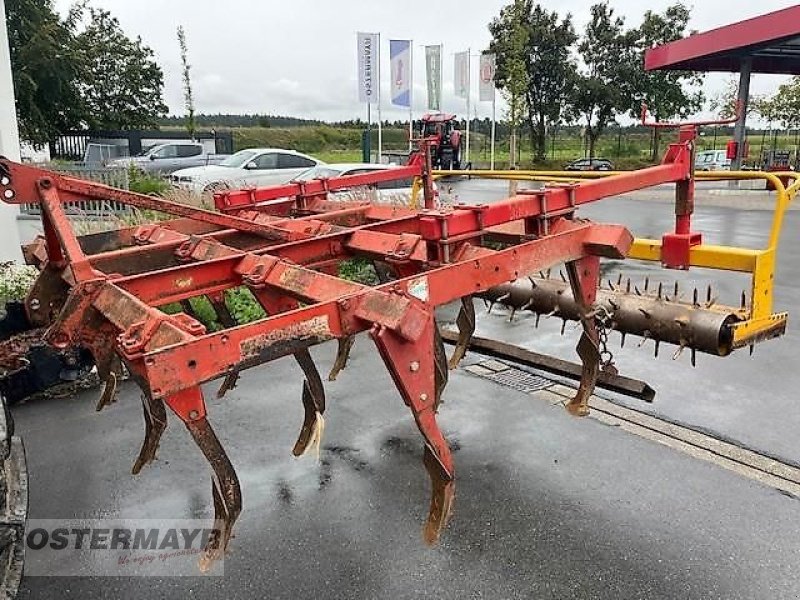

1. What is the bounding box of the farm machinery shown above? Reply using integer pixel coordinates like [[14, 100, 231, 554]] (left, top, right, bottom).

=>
[[416, 113, 463, 170], [0, 112, 793, 570]]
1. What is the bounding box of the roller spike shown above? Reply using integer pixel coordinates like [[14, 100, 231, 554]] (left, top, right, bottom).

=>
[[608, 299, 620, 311], [706, 297, 717, 309], [535, 313, 541, 328], [693, 288, 699, 307], [487, 301, 496, 314], [481, 298, 490, 309], [654, 340, 660, 358], [538, 271, 545, 279], [559, 270, 567, 282], [657, 282, 663, 299], [634, 286, 642, 296], [560, 319, 567, 335], [638, 308, 650, 318], [638, 331, 651, 347], [617, 273, 624, 286], [527, 276, 537, 288], [509, 307, 517, 322], [546, 268, 552, 279], [674, 281, 679, 297], [607, 279, 616, 291], [749, 344, 755, 356], [644, 276, 650, 292], [691, 348, 697, 367], [620, 332, 626, 348], [741, 291, 747, 309], [706, 285, 712, 303], [673, 342, 686, 360], [626, 278, 631, 293]]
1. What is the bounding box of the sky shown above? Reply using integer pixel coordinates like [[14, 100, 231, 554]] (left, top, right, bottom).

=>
[[52, 0, 800, 123]]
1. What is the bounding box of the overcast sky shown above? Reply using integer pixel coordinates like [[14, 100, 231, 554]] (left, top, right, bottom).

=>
[[53, 0, 800, 122]]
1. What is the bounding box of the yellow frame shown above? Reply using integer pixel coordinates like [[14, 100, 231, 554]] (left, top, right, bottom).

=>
[[425, 169, 799, 348]]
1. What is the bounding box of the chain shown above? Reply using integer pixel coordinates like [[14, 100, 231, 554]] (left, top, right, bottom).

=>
[[594, 305, 617, 374]]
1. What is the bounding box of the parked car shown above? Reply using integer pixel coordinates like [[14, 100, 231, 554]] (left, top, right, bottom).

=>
[[294, 163, 429, 205], [564, 158, 614, 171], [108, 142, 229, 174], [170, 148, 323, 194], [695, 150, 731, 171]]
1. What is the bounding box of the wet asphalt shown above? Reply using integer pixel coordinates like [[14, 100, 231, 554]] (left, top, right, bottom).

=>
[[12, 179, 800, 598]]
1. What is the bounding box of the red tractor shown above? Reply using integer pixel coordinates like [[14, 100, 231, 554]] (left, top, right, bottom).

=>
[[416, 113, 463, 170]]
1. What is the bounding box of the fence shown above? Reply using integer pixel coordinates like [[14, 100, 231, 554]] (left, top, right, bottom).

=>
[[19, 165, 130, 217]]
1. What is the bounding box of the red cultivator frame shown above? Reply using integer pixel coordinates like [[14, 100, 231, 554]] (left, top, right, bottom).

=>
[[0, 126, 786, 569]]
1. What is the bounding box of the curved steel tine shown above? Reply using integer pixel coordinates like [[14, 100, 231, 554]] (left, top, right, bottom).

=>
[[433, 325, 449, 409], [209, 295, 241, 398], [371, 316, 455, 545], [328, 335, 355, 381], [448, 296, 475, 370], [131, 392, 167, 475], [292, 349, 326, 457], [185, 415, 242, 573]]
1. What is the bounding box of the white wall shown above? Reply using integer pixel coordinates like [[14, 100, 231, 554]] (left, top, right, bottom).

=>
[[0, 0, 24, 261]]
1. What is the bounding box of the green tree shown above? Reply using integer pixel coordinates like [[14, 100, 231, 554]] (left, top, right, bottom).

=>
[[6, 0, 83, 145], [177, 25, 196, 139], [764, 77, 800, 130], [490, 2, 578, 161], [573, 2, 638, 159], [630, 3, 704, 160], [72, 8, 168, 130], [488, 0, 530, 167]]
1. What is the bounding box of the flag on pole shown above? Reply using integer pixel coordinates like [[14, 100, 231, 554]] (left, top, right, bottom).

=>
[[454, 51, 470, 99], [389, 40, 412, 108], [425, 45, 442, 111], [479, 53, 496, 102], [357, 32, 379, 104]]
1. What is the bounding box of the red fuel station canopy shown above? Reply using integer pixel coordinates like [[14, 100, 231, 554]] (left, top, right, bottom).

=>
[[645, 5, 800, 75]]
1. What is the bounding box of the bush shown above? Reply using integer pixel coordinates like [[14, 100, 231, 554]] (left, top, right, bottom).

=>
[[128, 166, 169, 196], [0, 263, 37, 305]]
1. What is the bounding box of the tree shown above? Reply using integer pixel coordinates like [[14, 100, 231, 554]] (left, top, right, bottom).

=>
[[177, 25, 196, 139], [764, 77, 800, 130], [488, 0, 531, 167], [523, 7, 577, 161], [709, 77, 740, 120], [573, 2, 638, 159], [6, 0, 83, 145], [490, 2, 577, 161], [629, 3, 704, 160], [72, 8, 168, 130]]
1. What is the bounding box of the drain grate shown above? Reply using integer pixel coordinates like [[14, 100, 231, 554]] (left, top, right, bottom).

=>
[[486, 368, 552, 394], [464, 360, 553, 394]]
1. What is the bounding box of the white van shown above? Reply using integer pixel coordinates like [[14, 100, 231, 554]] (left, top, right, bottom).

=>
[[695, 150, 731, 171]]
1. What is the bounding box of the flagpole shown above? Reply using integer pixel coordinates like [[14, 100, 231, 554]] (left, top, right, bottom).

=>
[[408, 42, 413, 153], [465, 48, 471, 165], [376, 33, 383, 163], [490, 94, 496, 170], [367, 103, 372, 162]]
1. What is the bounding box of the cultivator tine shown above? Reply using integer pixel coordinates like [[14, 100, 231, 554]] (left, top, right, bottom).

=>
[[448, 296, 476, 370], [434, 326, 449, 408], [371, 313, 454, 545], [292, 349, 326, 457], [185, 415, 241, 572], [564, 257, 601, 417], [95, 354, 123, 412], [328, 335, 355, 381], [207, 294, 241, 399], [131, 392, 168, 475]]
